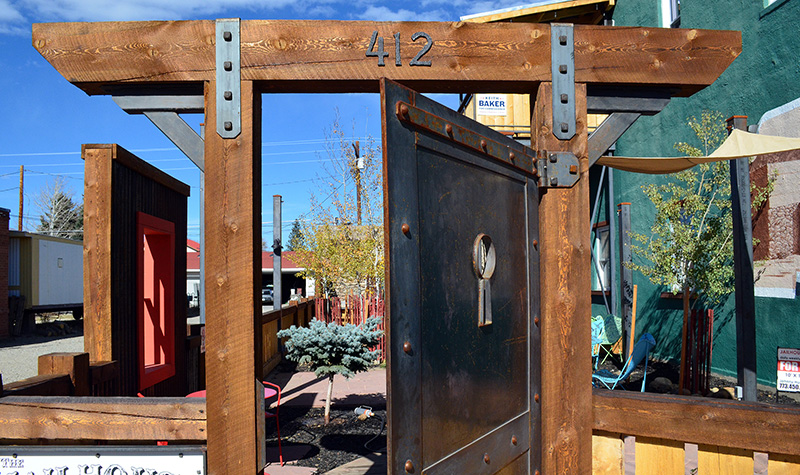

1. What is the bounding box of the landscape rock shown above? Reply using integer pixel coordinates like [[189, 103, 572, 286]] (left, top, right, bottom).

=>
[[648, 376, 676, 394]]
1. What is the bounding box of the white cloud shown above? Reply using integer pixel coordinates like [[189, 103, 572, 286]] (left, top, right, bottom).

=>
[[356, 5, 449, 22], [0, 0, 23, 22]]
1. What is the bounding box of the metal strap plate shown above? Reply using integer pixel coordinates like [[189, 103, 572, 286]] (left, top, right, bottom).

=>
[[538, 151, 580, 188], [422, 412, 530, 475], [551, 23, 575, 141], [395, 100, 538, 178], [216, 18, 241, 139]]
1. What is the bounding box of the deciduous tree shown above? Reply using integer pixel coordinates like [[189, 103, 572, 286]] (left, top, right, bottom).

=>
[[34, 177, 83, 240], [293, 113, 384, 296]]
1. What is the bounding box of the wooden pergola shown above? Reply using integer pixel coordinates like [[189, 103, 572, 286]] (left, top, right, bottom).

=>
[[32, 20, 739, 474]]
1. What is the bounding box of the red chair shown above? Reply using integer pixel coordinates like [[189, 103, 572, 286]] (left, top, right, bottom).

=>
[[262, 381, 283, 466]]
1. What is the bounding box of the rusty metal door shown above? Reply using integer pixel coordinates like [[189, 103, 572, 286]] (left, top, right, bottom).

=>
[[382, 79, 540, 475]]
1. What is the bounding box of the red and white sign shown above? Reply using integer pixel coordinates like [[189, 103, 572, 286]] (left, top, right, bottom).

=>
[[777, 347, 800, 392]]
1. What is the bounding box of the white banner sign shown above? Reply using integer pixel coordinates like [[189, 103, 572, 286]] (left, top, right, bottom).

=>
[[0, 447, 205, 475], [475, 94, 507, 116], [778, 347, 800, 392]]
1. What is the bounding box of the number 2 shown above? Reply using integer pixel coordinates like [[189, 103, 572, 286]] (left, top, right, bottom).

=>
[[410, 32, 432, 66]]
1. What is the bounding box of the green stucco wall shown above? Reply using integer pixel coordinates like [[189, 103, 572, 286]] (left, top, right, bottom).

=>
[[608, 0, 800, 386]]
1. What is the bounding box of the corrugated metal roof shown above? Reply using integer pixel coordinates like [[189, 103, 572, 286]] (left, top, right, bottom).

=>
[[460, 0, 613, 24]]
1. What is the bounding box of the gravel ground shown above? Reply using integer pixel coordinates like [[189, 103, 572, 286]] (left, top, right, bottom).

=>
[[0, 321, 84, 384], [598, 356, 800, 406], [273, 405, 386, 473]]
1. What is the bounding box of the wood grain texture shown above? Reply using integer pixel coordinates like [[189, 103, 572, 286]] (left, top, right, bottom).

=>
[[0, 396, 205, 441], [593, 389, 800, 456], [635, 437, 684, 475], [698, 445, 754, 475], [592, 431, 623, 475], [32, 21, 739, 95], [82, 145, 114, 363], [534, 82, 592, 473], [204, 80, 264, 474], [1, 374, 72, 396], [38, 352, 90, 396]]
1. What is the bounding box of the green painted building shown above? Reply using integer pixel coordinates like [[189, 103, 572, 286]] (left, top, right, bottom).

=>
[[595, 0, 800, 386]]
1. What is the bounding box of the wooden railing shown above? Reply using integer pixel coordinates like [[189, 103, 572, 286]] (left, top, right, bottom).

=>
[[260, 298, 315, 377], [592, 389, 800, 473], [0, 396, 205, 444], [1, 354, 119, 397]]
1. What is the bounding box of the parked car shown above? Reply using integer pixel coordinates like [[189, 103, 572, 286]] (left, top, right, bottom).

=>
[[262, 286, 274, 305]]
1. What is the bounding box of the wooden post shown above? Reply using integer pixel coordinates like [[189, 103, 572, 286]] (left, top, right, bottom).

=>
[[204, 80, 265, 474], [38, 352, 90, 396], [728, 115, 757, 401], [83, 145, 114, 363], [533, 82, 592, 472]]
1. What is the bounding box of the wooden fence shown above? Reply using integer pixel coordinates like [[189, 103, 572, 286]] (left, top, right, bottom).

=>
[[315, 295, 386, 362], [260, 298, 315, 377], [4, 297, 800, 474], [592, 389, 800, 473]]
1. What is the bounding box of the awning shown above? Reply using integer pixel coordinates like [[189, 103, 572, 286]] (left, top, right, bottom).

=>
[[596, 129, 800, 174]]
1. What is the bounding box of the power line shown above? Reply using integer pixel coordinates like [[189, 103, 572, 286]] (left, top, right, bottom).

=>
[[0, 136, 375, 160]]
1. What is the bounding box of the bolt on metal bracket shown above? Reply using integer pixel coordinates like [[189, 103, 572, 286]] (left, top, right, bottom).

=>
[[216, 18, 241, 139], [551, 23, 575, 141], [538, 151, 580, 188]]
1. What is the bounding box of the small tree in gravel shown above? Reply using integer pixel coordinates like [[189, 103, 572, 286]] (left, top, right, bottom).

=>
[[277, 317, 382, 424]]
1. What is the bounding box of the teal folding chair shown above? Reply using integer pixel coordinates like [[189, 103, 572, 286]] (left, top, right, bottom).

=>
[[592, 333, 656, 391], [598, 313, 623, 365]]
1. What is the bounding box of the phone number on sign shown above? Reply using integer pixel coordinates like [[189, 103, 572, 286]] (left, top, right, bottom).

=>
[[778, 381, 800, 391]]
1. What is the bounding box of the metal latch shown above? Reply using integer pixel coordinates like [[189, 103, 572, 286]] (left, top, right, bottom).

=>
[[538, 152, 580, 188], [216, 18, 241, 139], [551, 23, 575, 141]]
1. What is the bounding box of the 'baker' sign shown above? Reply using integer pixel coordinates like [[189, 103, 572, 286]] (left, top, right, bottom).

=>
[[475, 94, 507, 116]]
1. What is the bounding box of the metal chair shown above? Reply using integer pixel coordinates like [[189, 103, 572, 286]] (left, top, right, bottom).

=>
[[263, 381, 284, 466], [592, 333, 656, 392], [591, 315, 605, 369]]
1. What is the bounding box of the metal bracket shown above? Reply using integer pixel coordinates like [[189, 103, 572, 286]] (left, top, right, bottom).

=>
[[551, 23, 575, 141], [538, 151, 579, 188], [216, 18, 241, 139], [112, 95, 205, 171], [587, 112, 641, 167]]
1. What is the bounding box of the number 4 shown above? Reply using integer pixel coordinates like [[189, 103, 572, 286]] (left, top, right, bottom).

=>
[[366, 31, 389, 66]]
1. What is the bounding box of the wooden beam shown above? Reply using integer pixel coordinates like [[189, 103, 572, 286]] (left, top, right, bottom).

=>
[[33, 21, 740, 95], [204, 80, 264, 474], [0, 396, 205, 441], [593, 390, 800, 457], [534, 82, 592, 473], [1, 374, 72, 396]]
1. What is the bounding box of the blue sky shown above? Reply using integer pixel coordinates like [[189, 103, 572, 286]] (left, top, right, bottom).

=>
[[0, 0, 532, 245]]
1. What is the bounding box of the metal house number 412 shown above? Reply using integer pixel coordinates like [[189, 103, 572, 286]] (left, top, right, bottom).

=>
[[366, 31, 432, 67]]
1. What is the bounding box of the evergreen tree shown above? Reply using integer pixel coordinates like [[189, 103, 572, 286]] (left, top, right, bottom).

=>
[[287, 218, 304, 251], [277, 317, 382, 424]]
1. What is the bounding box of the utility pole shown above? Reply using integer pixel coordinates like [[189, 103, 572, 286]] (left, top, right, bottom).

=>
[[18, 166, 23, 231], [353, 141, 363, 225]]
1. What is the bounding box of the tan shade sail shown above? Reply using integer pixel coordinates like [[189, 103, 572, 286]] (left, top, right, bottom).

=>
[[596, 129, 800, 174]]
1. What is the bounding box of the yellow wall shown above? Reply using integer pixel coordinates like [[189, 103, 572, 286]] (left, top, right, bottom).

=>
[[464, 93, 607, 139]]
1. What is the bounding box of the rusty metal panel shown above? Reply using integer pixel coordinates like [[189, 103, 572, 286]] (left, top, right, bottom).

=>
[[382, 79, 540, 475]]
